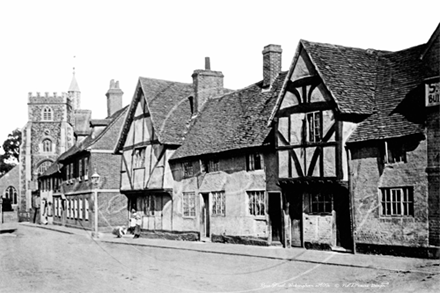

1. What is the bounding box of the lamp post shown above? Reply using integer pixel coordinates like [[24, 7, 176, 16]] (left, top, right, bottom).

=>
[[91, 169, 100, 238]]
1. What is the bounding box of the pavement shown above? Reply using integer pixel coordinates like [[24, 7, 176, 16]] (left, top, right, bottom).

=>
[[2, 222, 440, 275]]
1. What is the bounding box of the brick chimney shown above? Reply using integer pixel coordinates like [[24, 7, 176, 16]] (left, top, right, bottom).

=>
[[262, 44, 282, 88], [106, 79, 123, 117], [192, 57, 224, 113]]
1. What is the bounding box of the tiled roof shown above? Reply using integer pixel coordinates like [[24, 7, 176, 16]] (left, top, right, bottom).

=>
[[57, 106, 128, 163], [114, 77, 195, 152], [301, 40, 385, 115], [347, 44, 426, 143], [170, 72, 288, 160], [139, 77, 195, 145]]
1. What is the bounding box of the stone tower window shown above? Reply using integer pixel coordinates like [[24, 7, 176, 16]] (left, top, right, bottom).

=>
[[42, 107, 53, 121], [43, 139, 52, 152], [37, 160, 53, 175]]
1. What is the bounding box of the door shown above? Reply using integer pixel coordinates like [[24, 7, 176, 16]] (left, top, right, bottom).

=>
[[200, 193, 210, 238], [334, 190, 353, 250], [289, 191, 303, 247], [268, 192, 282, 243]]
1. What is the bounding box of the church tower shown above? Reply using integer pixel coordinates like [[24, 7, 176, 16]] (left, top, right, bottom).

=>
[[18, 74, 78, 217]]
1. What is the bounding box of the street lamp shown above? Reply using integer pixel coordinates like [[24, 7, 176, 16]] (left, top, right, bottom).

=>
[[91, 169, 100, 238]]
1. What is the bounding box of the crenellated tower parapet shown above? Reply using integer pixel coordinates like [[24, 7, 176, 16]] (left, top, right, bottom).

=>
[[28, 92, 68, 104]]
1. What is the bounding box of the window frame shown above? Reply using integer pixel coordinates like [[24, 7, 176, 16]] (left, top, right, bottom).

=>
[[132, 147, 146, 169], [42, 107, 53, 121], [247, 190, 265, 217], [380, 187, 414, 217], [306, 111, 322, 143], [247, 153, 263, 171], [385, 141, 407, 164], [211, 191, 225, 216], [183, 161, 194, 177], [182, 192, 196, 218], [42, 138, 52, 153], [307, 192, 333, 215]]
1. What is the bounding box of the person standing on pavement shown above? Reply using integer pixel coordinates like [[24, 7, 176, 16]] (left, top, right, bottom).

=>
[[133, 210, 142, 239], [128, 209, 136, 234]]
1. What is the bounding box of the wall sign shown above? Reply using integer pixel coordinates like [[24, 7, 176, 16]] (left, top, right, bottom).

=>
[[426, 82, 440, 107]]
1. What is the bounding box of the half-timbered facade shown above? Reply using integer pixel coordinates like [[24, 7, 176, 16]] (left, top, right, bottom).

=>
[[114, 64, 226, 237], [269, 40, 381, 251]]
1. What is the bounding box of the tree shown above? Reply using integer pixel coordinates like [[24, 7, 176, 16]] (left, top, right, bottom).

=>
[[0, 128, 21, 177]]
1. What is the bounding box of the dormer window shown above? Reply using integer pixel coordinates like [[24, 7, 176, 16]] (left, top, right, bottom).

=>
[[183, 161, 194, 177], [247, 153, 262, 171], [385, 141, 407, 164], [42, 107, 53, 121], [42, 139, 52, 153]]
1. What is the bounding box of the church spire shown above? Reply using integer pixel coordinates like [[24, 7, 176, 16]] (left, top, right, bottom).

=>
[[68, 61, 81, 109], [69, 67, 80, 93]]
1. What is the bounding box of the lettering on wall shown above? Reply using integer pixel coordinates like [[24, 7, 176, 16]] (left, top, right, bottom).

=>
[[425, 82, 440, 107]]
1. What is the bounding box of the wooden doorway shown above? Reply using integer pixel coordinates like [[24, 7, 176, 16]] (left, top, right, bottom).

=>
[[288, 191, 303, 247], [268, 192, 282, 244], [200, 193, 210, 240]]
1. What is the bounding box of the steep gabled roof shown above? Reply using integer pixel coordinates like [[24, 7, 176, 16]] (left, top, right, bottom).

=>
[[269, 41, 385, 124], [301, 40, 384, 115], [114, 77, 194, 153], [347, 44, 426, 143], [421, 22, 440, 60], [170, 71, 288, 161], [57, 106, 128, 163]]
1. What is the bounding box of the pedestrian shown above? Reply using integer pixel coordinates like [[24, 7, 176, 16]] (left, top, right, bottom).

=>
[[133, 210, 142, 239], [128, 209, 136, 235]]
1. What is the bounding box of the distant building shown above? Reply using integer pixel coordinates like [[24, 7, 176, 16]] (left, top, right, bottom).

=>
[[0, 166, 19, 222], [39, 80, 128, 232], [18, 73, 84, 221]]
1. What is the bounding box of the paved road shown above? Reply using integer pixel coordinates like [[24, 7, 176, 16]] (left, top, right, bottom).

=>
[[0, 226, 439, 293]]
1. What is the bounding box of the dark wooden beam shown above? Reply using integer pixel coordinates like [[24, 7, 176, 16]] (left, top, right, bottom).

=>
[[277, 101, 331, 117]]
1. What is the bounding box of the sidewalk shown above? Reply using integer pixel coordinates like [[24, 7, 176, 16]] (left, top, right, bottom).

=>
[[17, 222, 440, 274]]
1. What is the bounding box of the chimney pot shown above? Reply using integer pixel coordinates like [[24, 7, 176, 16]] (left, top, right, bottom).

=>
[[106, 80, 124, 117], [192, 59, 224, 114], [205, 57, 211, 70]]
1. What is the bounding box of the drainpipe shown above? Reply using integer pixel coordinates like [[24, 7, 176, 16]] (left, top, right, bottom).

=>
[[346, 145, 356, 254]]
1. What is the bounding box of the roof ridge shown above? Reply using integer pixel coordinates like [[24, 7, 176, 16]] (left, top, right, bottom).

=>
[[139, 76, 192, 86]]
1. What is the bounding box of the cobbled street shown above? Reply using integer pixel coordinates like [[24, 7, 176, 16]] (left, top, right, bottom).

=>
[[0, 225, 439, 293]]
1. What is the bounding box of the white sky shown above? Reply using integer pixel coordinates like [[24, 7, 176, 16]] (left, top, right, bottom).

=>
[[0, 0, 438, 148]]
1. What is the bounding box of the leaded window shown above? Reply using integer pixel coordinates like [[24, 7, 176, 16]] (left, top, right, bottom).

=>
[[248, 191, 265, 216], [212, 191, 225, 216], [183, 192, 196, 217]]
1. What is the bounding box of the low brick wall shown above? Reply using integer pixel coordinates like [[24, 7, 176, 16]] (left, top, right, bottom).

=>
[[140, 229, 200, 241], [356, 243, 440, 259], [211, 234, 269, 246]]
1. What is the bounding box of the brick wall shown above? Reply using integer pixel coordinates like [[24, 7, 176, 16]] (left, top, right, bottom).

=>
[[91, 153, 121, 190], [98, 191, 128, 231], [427, 107, 440, 246]]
